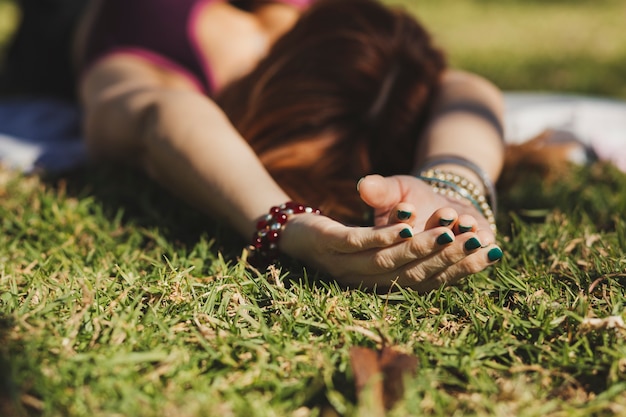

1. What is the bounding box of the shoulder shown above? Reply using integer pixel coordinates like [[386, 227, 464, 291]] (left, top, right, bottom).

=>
[[80, 53, 203, 104]]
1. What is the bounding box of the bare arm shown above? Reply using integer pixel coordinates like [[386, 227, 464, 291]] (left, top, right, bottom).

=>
[[415, 69, 505, 191], [81, 55, 291, 238]]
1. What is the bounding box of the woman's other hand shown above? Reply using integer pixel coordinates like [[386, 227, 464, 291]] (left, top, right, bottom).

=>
[[279, 207, 502, 293], [358, 174, 496, 242]]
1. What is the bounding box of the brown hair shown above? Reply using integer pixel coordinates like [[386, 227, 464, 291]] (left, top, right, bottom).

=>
[[218, 0, 446, 224]]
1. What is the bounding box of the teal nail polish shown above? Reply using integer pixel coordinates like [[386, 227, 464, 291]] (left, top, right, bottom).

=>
[[399, 228, 413, 238], [439, 218, 454, 226], [397, 210, 412, 220], [488, 247, 503, 262], [464, 237, 481, 251], [436, 232, 453, 245], [459, 225, 473, 233]]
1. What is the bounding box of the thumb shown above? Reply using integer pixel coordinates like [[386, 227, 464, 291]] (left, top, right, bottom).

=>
[[357, 174, 405, 212]]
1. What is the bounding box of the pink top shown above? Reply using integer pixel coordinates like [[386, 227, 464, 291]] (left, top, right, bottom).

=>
[[82, 0, 315, 95]]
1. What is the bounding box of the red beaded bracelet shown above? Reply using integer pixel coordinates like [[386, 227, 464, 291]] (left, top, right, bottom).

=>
[[248, 201, 321, 268]]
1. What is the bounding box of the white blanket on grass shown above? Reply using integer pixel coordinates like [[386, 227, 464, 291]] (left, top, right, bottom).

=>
[[0, 92, 625, 173], [504, 92, 626, 171], [0, 97, 87, 173]]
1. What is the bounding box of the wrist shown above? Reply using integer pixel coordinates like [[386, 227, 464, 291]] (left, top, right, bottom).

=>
[[420, 163, 486, 194], [414, 154, 498, 217], [248, 201, 322, 269], [413, 165, 497, 232]]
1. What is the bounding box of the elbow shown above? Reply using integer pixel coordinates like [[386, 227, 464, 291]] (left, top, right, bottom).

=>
[[469, 72, 504, 116], [82, 111, 111, 162], [82, 92, 160, 164], [443, 70, 504, 115]]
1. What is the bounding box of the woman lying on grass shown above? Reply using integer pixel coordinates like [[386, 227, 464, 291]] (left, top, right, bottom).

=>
[[73, 0, 504, 291]]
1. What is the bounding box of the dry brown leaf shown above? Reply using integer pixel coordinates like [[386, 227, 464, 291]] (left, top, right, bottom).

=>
[[350, 346, 419, 415]]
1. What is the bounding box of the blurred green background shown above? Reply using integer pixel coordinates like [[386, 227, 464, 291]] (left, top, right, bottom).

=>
[[0, 0, 17, 53], [0, 0, 625, 99], [399, 0, 626, 99]]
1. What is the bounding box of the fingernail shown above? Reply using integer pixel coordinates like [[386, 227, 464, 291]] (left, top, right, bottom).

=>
[[399, 228, 413, 238], [488, 247, 503, 262], [397, 210, 412, 220], [464, 237, 481, 251], [356, 177, 365, 192], [439, 218, 454, 226], [436, 232, 453, 245], [459, 225, 473, 233]]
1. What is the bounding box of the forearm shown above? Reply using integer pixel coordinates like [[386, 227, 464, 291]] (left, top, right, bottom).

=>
[[86, 89, 290, 238], [144, 93, 293, 237], [415, 70, 505, 190]]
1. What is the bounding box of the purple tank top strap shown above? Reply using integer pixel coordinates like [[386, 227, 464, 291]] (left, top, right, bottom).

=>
[[83, 0, 216, 94], [82, 0, 318, 94]]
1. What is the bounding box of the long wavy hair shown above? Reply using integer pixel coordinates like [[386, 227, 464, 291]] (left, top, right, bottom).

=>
[[218, 0, 446, 224]]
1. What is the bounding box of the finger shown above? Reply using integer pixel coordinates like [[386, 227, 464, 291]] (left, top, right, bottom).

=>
[[476, 228, 496, 246], [453, 214, 478, 234], [338, 233, 499, 292], [423, 207, 459, 230], [387, 202, 417, 227], [326, 221, 419, 253], [357, 174, 403, 212], [333, 226, 457, 275], [334, 229, 502, 292], [390, 231, 483, 286], [415, 243, 504, 293]]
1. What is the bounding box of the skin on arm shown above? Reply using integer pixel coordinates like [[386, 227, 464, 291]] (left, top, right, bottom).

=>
[[80, 55, 293, 238], [415, 69, 505, 187]]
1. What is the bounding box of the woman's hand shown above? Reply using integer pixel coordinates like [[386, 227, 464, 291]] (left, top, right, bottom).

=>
[[279, 206, 502, 293], [358, 174, 496, 241]]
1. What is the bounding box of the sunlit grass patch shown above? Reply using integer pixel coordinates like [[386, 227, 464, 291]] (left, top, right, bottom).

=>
[[1, 163, 626, 415]]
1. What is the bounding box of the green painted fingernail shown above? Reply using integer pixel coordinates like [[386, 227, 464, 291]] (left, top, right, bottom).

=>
[[464, 237, 481, 251], [488, 247, 503, 262], [459, 225, 473, 233], [439, 218, 454, 226], [397, 210, 412, 220], [436, 232, 453, 245], [399, 228, 413, 238]]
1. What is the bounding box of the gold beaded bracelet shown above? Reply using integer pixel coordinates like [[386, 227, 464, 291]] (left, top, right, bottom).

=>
[[417, 168, 497, 232], [416, 155, 498, 217]]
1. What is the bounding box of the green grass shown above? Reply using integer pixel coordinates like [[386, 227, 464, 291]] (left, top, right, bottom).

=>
[[2, 0, 626, 416], [2, 165, 626, 416]]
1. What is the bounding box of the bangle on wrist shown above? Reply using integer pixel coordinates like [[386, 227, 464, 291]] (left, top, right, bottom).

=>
[[414, 154, 498, 217], [248, 201, 321, 269], [416, 168, 497, 232]]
